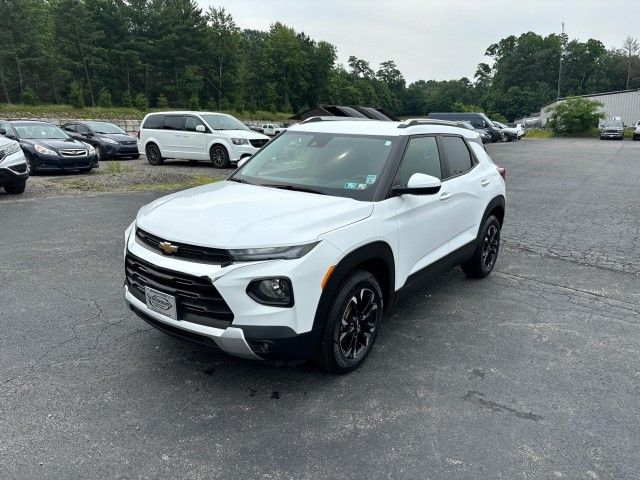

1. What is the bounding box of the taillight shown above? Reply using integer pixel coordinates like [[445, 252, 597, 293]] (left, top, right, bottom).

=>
[[497, 165, 506, 179], [136, 130, 140, 139]]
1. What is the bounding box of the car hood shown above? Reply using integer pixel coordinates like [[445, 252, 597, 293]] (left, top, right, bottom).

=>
[[97, 133, 136, 142], [136, 181, 373, 248], [25, 138, 86, 150], [220, 129, 269, 140]]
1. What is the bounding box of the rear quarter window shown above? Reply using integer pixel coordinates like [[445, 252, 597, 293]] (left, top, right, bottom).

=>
[[441, 136, 474, 177], [142, 115, 163, 129]]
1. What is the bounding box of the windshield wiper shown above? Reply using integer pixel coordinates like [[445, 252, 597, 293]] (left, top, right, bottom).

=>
[[228, 177, 254, 185], [263, 184, 326, 195]]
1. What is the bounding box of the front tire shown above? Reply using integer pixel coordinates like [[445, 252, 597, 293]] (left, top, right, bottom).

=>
[[146, 144, 164, 166], [462, 215, 501, 278], [316, 270, 383, 374], [4, 182, 26, 194], [210, 145, 230, 168]]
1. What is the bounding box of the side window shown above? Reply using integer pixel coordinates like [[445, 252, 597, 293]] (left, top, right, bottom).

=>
[[395, 136, 441, 186], [62, 124, 76, 132], [163, 115, 185, 131], [185, 116, 205, 132], [142, 114, 163, 129], [441, 136, 473, 177]]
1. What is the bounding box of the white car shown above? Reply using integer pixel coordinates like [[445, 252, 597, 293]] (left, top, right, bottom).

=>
[[633, 121, 640, 141], [124, 118, 506, 373], [137, 111, 270, 168], [261, 123, 286, 137], [0, 131, 28, 194]]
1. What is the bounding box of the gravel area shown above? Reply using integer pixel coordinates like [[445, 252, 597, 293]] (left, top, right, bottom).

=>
[[0, 156, 234, 200]]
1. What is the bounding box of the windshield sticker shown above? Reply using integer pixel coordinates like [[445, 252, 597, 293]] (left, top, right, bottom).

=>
[[357, 184, 367, 190], [384, 140, 391, 146], [344, 182, 358, 190], [366, 175, 377, 184]]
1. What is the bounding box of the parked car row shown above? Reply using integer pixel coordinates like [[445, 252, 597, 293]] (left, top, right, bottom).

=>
[[61, 121, 140, 160]]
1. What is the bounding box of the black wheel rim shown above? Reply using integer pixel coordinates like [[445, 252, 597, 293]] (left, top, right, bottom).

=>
[[147, 147, 158, 163], [211, 147, 225, 167], [481, 224, 500, 269], [339, 288, 378, 360]]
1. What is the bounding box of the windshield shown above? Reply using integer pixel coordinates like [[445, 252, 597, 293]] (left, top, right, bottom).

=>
[[461, 121, 475, 130], [494, 121, 505, 129], [604, 120, 623, 127], [200, 114, 249, 131], [15, 124, 69, 140], [232, 131, 396, 201], [85, 122, 126, 134]]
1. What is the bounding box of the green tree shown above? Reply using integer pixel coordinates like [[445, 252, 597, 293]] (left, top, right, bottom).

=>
[[133, 92, 148, 111], [156, 93, 169, 108], [69, 81, 85, 108], [206, 6, 240, 108], [548, 97, 604, 135], [22, 86, 38, 105], [97, 87, 113, 107]]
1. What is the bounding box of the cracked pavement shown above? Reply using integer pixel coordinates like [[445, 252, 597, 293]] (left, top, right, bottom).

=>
[[1, 138, 639, 479]]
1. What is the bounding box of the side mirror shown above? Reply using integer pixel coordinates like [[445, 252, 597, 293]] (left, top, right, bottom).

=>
[[237, 156, 251, 168], [195, 125, 206, 133], [0, 128, 5, 135], [392, 173, 441, 196]]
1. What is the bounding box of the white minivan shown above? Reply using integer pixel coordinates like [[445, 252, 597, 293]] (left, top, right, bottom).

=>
[[137, 111, 270, 168]]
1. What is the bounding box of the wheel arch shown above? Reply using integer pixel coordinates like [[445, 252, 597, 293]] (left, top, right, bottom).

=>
[[312, 241, 396, 333], [480, 195, 506, 232]]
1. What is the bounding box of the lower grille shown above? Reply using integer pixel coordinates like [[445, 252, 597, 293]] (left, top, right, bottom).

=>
[[250, 139, 269, 148], [125, 253, 234, 328]]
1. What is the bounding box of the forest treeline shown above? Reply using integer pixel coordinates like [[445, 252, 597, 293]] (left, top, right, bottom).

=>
[[2, 0, 639, 121]]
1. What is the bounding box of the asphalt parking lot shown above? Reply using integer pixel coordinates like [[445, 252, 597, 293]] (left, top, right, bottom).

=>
[[1, 138, 639, 479]]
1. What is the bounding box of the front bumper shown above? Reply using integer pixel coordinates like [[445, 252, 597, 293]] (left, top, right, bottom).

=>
[[123, 225, 343, 361], [103, 143, 139, 158], [0, 150, 28, 186], [229, 144, 260, 162], [34, 153, 99, 170], [601, 131, 624, 139]]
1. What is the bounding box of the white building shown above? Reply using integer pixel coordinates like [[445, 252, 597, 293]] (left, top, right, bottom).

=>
[[540, 89, 640, 126]]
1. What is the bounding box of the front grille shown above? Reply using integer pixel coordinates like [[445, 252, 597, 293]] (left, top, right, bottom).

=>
[[60, 149, 87, 156], [125, 253, 234, 328], [250, 139, 269, 148], [136, 228, 232, 264], [120, 140, 136, 145]]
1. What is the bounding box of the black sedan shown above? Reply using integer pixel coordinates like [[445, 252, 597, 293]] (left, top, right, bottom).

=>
[[0, 120, 98, 174], [61, 121, 139, 160]]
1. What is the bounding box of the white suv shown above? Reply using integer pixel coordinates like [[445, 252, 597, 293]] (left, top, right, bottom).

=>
[[137, 111, 270, 168], [124, 118, 506, 373]]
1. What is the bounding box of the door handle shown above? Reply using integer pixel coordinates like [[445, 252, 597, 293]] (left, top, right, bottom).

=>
[[481, 179, 491, 187], [439, 192, 453, 201]]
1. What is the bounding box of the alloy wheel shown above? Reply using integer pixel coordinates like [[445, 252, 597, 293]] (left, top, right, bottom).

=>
[[481, 224, 500, 270], [339, 288, 379, 360], [211, 147, 226, 167]]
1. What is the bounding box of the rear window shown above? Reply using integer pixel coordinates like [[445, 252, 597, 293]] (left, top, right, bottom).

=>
[[441, 136, 474, 177], [163, 115, 185, 131], [142, 115, 163, 130]]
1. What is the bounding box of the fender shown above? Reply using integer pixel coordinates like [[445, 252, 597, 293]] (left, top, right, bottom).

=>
[[311, 241, 396, 333], [479, 195, 505, 235]]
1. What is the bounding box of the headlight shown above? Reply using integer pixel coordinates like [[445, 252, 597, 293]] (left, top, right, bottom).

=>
[[35, 144, 57, 156], [231, 138, 248, 145], [100, 137, 118, 144], [246, 277, 294, 307], [84, 143, 96, 155], [228, 242, 318, 262], [2, 141, 20, 156]]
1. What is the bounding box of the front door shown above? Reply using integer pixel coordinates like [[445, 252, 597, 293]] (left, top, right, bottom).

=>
[[390, 135, 456, 283]]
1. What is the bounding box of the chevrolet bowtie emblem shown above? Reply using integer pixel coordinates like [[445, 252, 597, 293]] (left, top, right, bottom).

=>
[[158, 241, 179, 255]]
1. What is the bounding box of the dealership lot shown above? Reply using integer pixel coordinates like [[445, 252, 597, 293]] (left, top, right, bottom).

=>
[[1, 139, 639, 478]]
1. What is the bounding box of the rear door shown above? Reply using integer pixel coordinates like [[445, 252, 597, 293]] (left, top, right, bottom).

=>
[[182, 115, 208, 160], [162, 115, 186, 157], [438, 135, 487, 246], [391, 135, 456, 280]]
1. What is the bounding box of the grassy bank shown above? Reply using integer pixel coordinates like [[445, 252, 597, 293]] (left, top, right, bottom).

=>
[[0, 103, 292, 122]]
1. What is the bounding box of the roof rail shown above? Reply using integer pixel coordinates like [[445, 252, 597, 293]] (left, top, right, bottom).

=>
[[300, 116, 372, 124], [398, 118, 460, 129]]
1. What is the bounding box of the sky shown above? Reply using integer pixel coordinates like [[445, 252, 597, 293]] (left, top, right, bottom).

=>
[[197, 0, 639, 83]]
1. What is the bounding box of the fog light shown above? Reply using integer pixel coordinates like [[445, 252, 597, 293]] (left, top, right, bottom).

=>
[[246, 278, 294, 307]]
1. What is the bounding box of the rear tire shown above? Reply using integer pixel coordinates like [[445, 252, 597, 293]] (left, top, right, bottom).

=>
[[146, 144, 164, 166], [210, 145, 230, 168], [462, 215, 501, 278], [4, 182, 26, 194], [315, 270, 383, 374]]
